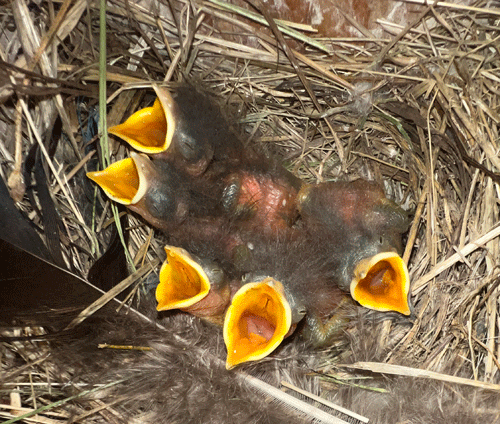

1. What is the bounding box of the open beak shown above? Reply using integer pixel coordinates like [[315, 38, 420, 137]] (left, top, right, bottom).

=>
[[223, 277, 292, 369], [87, 153, 188, 231], [108, 86, 176, 155], [86, 152, 153, 205], [351, 252, 410, 315], [157, 246, 232, 321], [156, 245, 211, 312]]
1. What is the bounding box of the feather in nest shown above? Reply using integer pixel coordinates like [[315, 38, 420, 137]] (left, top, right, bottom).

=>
[[3, 290, 498, 424], [2, 85, 498, 424]]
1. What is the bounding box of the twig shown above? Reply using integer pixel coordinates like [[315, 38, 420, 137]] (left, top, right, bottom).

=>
[[7, 98, 25, 202], [341, 362, 500, 392], [64, 258, 160, 330], [412, 224, 500, 293], [1, 380, 125, 424], [399, 0, 500, 17]]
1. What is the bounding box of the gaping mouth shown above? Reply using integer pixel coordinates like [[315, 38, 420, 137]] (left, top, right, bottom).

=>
[[86, 153, 150, 205], [156, 245, 211, 311], [351, 252, 410, 315], [223, 277, 292, 369], [108, 86, 176, 155]]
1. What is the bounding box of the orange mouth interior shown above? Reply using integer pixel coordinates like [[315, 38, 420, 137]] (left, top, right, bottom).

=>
[[224, 278, 291, 369], [87, 158, 140, 205], [156, 246, 211, 311], [351, 253, 410, 315]]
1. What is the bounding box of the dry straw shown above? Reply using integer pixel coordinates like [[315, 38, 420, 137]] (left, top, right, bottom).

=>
[[1, 0, 500, 421]]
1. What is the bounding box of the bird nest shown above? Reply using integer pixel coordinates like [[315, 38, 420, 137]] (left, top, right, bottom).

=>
[[1, 0, 500, 423]]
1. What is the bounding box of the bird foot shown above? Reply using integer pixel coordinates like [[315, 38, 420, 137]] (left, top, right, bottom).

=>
[[303, 300, 351, 348]]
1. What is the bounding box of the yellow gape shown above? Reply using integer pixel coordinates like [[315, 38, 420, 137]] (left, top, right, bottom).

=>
[[156, 246, 211, 311], [351, 252, 410, 315], [109, 86, 176, 154], [86, 153, 153, 205], [223, 278, 292, 369], [87, 157, 143, 205]]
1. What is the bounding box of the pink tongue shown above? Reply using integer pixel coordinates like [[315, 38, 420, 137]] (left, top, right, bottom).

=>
[[244, 313, 276, 342], [367, 268, 391, 295]]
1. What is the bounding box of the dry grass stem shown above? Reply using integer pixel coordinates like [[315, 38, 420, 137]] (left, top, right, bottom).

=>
[[2, 0, 500, 421], [344, 362, 500, 392]]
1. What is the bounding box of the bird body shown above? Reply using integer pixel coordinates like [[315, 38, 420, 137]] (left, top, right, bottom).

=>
[[88, 85, 412, 367], [298, 180, 411, 315]]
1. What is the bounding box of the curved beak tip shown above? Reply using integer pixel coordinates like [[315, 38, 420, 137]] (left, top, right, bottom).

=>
[[400, 302, 411, 316], [225, 353, 238, 370]]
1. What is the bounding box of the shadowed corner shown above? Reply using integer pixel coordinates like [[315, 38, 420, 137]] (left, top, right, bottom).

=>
[[108, 85, 175, 155], [223, 277, 293, 370], [351, 251, 411, 316]]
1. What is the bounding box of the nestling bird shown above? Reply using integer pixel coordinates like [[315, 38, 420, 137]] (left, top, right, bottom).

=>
[[108, 85, 246, 176], [156, 245, 235, 325], [88, 84, 412, 368], [96, 85, 303, 236], [153, 239, 308, 369], [297, 179, 411, 316], [222, 231, 355, 351], [223, 275, 302, 369], [87, 152, 227, 232]]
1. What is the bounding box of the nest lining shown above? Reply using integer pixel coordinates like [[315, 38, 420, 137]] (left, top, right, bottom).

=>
[[1, 0, 500, 422]]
